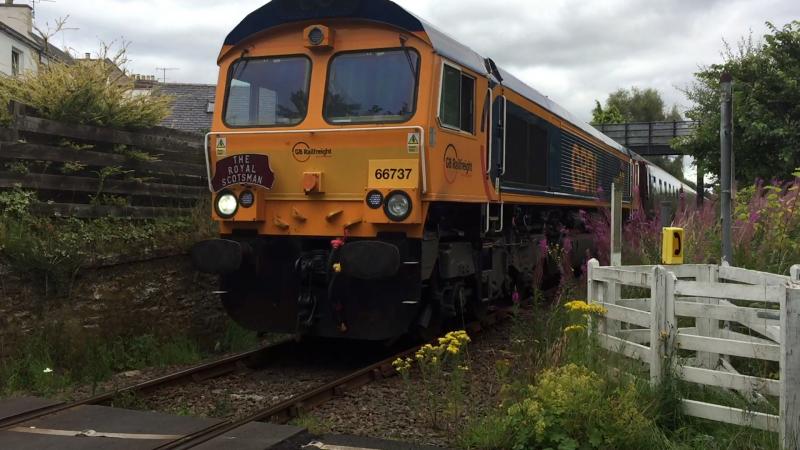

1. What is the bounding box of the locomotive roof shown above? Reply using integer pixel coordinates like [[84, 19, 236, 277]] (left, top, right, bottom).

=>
[[225, 0, 631, 157]]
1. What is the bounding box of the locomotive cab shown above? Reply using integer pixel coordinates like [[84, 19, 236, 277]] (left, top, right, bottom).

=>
[[194, 3, 456, 341]]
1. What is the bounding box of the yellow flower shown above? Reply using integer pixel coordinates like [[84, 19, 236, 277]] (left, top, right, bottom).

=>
[[563, 300, 607, 315], [564, 324, 587, 333]]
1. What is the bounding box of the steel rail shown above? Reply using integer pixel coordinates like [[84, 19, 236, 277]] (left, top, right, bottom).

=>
[[0, 341, 293, 430], [158, 308, 511, 450]]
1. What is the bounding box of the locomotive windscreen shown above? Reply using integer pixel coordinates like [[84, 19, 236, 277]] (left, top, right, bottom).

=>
[[224, 57, 311, 127], [323, 50, 420, 124]]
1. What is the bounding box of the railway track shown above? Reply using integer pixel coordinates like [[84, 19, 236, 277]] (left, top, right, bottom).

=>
[[156, 307, 511, 449], [1, 307, 511, 448], [0, 340, 294, 430]]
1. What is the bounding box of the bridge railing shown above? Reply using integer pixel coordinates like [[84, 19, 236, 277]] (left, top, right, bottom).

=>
[[595, 121, 698, 155]]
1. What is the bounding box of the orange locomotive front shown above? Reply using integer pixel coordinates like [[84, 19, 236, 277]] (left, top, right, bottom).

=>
[[193, 0, 634, 340]]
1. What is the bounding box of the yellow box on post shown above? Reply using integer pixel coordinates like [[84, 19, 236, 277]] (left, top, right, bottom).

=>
[[662, 227, 685, 265]]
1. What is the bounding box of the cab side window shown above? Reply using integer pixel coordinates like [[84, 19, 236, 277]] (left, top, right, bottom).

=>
[[439, 63, 475, 133]]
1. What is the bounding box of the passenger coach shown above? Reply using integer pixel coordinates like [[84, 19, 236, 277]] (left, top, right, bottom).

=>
[[193, 0, 638, 341]]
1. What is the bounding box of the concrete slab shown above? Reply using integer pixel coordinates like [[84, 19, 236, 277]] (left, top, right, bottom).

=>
[[274, 433, 450, 450], [194, 422, 305, 450], [0, 404, 222, 450], [0, 397, 63, 422]]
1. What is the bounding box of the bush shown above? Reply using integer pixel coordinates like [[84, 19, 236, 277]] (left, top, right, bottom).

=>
[[0, 45, 172, 129], [0, 193, 216, 295], [501, 364, 661, 450]]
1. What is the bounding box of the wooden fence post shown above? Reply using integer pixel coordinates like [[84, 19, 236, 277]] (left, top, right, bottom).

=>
[[650, 266, 666, 384], [650, 266, 676, 385], [587, 259, 610, 336], [783, 268, 800, 449], [696, 265, 721, 369]]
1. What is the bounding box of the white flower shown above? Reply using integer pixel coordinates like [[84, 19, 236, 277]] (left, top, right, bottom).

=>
[[43, 368, 53, 374]]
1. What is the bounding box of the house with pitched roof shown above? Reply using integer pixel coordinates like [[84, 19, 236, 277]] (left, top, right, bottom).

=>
[[0, 0, 70, 76]]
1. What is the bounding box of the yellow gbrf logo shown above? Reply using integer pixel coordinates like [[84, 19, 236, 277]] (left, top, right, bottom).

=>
[[571, 144, 597, 194]]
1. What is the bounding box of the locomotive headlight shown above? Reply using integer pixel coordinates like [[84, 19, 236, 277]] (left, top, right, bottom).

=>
[[384, 191, 412, 222], [215, 191, 238, 218]]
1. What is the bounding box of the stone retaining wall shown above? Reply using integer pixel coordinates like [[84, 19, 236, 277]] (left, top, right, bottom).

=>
[[0, 255, 226, 353]]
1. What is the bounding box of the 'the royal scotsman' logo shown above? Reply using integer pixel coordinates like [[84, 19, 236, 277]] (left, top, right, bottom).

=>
[[211, 154, 275, 192], [443, 144, 473, 184], [292, 142, 333, 162]]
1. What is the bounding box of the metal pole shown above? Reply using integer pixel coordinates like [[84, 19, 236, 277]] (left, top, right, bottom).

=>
[[696, 165, 704, 207], [610, 183, 622, 266], [720, 73, 733, 265]]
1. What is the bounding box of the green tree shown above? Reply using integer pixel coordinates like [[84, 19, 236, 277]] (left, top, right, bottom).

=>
[[608, 87, 667, 122], [591, 100, 625, 125], [677, 21, 800, 183], [593, 87, 683, 124]]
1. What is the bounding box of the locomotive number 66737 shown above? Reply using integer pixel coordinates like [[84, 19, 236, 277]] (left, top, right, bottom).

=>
[[192, 0, 693, 341]]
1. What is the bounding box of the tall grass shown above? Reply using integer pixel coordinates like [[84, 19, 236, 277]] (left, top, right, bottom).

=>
[[585, 178, 800, 275], [0, 319, 259, 398]]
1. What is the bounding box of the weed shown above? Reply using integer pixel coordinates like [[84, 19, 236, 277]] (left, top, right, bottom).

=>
[[110, 391, 147, 410], [58, 139, 95, 151], [5, 161, 30, 175], [60, 161, 87, 174], [394, 330, 472, 432], [214, 321, 260, 354], [0, 324, 203, 398], [209, 395, 233, 418], [291, 414, 333, 435]]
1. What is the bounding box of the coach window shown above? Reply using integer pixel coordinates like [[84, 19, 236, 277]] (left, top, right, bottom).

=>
[[439, 62, 475, 133]]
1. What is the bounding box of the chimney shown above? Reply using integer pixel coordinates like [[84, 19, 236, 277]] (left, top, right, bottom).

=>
[[133, 74, 158, 90], [0, 1, 33, 36]]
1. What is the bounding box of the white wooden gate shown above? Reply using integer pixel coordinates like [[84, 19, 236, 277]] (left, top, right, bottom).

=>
[[586, 259, 800, 448]]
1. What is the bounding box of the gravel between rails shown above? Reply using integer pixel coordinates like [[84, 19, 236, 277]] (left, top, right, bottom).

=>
[[142, 364, 352, 419], [130, 339, 408, 421], [307, 316, 521, 448]]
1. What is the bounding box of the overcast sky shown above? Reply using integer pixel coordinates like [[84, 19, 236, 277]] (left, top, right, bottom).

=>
[[34, 0, 797, 124]]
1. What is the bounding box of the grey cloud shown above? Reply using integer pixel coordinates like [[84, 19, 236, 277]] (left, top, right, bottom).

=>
[[34, 0, 799, 120]]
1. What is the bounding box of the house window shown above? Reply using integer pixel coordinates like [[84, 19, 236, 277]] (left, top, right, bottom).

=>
[[439, 63, 475, 133], [11, 49, 21, 76]]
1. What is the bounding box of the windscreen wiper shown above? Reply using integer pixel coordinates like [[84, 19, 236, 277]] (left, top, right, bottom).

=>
[[399, 35, 418, 82], [232, 49, 251, 80]]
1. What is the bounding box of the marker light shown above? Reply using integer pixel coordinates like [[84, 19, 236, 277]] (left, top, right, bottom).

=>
[[384, 191, 412, 222], [239, 190, 255, 208], [366, 190, 384, 209], [215, 191, 238, 218]]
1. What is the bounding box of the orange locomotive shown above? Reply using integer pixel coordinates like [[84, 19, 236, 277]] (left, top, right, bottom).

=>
[[193, 0, 635, 340]]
